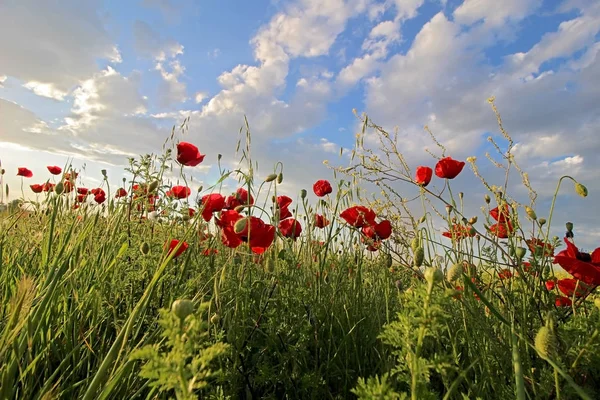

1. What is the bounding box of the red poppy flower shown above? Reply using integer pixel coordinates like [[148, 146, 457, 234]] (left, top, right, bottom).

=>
[[415, 166, 433, 187], [17, 167, 33, 178], [225, 188, 254, 209], [115, 188, 128, 198], [442, 224, 475, 241], [216, 210, 243, 228], [166, 239, 189, 258], [434, 157, 465, 179], [557, 278, 593, 298], [167, 185, 191, 199], [277, 195, 293, 209], [176, 142, 205, 167], [64, 171, 78, 180], [366, 241, 381, 252], [77, 187, 89, 195], [77, 194, 87, 203], [313, 179, 332, 197], [553, 238, 600, 286], [279, 218, 302, 240], [278, 206, 293, 220], [374, 220, 392, 240], [555, 296, 572, 307], [221, 227, 243, 249], [489, 221, 514, 239], [30, 184, 44, 193], [187, 208, 196, 218], [63, 180, 74, 193], [47, 166, 62, 175], [526, 238, 554, 257], [91, 188, 106, 204], [490, 204, 511, 223], [200, 193, 226, 221], [545, 279, 556, 291], [43, 182, 55, 192], [237, 216, 276, 253], [498, 269, 513, 280], [340, 206, 377, 228], [203, 248, 218, 256], [314, 214, 329, 228]]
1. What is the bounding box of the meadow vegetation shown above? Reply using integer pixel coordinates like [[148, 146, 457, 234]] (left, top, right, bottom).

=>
[[1, 100, 599, 399]]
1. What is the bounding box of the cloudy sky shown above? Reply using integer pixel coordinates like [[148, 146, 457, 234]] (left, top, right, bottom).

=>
[[1, 0, 599, 248]]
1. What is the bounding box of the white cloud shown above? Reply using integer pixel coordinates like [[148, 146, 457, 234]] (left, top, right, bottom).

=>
[[0, 0, 117, 94], [22, 81, 68, 101], [195, 91, 209, 103], [454, 0, 542, 28], [133, 20, 184, 61], [155, 59, 188, 106]]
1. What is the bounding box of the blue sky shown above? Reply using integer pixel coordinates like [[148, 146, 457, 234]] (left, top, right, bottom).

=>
[[1, 0, 600, 247]]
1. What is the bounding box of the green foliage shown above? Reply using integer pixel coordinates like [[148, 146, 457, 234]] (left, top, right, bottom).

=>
[[130, 303, 228, 399]]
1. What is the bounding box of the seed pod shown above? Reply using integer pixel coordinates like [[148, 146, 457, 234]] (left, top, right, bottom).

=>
[[566, 222, 573, 232], [446, 205, 453, 213], [265, 173, 278, 183], [277, 172, 283, 184], [575, 182, 588, 198], [447, 262, 463, 282], [414, 247, 424, 267], [101, 169, 107, 178], [171, 299, 195, 320], [468, 216, 478, 225], [300, 189, 307, 199], [484, 194, 491, 204], [234, 217, 247, 234], [424, 267, 443, 285], [0, 169, 5, 175], [538, 218, 546, 226], [140, 242, 150, 255]]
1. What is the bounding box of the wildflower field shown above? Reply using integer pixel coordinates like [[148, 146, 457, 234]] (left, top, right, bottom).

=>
[[1, 107, 599, 400]]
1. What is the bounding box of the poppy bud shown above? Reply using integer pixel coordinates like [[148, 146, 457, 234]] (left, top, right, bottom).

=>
[[197, 186, 203, 193], [515, 247, 527, 260], [459, 192, 464, 199], [140, 242, 150, 255], [54, 182, 64, 195], [424, 267, 443, 285], [234, 205, 246, 213], [447, 262, 463, 282], [265, 173, 278, 183], [419, 215, 426, 224], [414, 247, 424, 267], [565, 222, 573, 232], [525, 206, 537, 220], [171, 299, 194, 320], [277, 172, 283, 184], [538, 218, 546, 226], [101, 169, 107, 178], [468, 216, 478, 225], [534, 325, 557, 360], [574, 182, 588, 198], [484, 194, 491, 204], [300, 189, 307, 199], [0, 169, 4, 175], [149, 180, 159, 192], [385, 253, 393, 268], [218, 154, 222, 161], [234, 217, 247, 234], [446, 205, 453, 213], [210, 313, 221, 324], [411, 237, 420, 253]]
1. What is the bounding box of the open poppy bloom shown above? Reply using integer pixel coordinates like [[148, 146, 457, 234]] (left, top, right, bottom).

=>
[[442, 224, 475, 241], [217, 212, 275, 254], [200, 193, 226, 221], [166, 239, 189, 258], [176, 141, 205, 167], [225, 188, 254, 209], [557, 278, 593, 298], [489, 221, 514, 239], [545, 279, 556, 291], [340, 206, 377, 228], [526, 238, 554, 257], [17, 167, 33, 178], [314, 214, 329, 228], [276, 195, 293, 220], [62, 180, 74, 193], [555, 296, 573, 307], [279, 218, 302, 240], [362, 220, 392, 241], [414, 166, 433, 186], [498, 269, 513, 280], [434, 157, 465, 179], [47, 166, 62, 175], [553, 238, 600, 286], [115, 188, 128, 198], [30, 184, 44, 193], [77, 187, 89, 195], [43, 182, 56, 192], [91, 188, 106, 204], [313, 179, 332, 197], [167, 185, 191, 199]]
